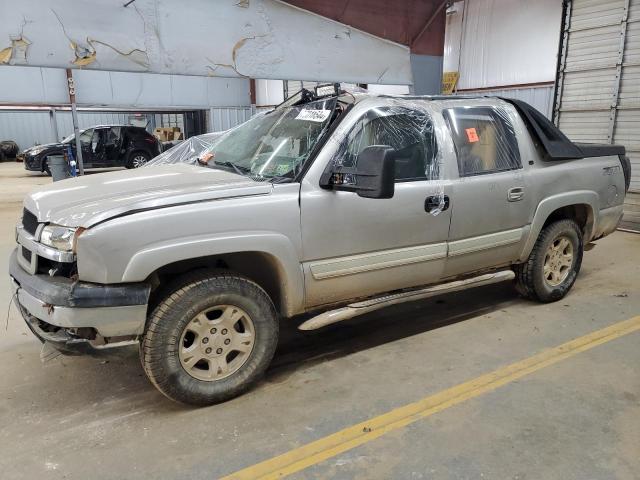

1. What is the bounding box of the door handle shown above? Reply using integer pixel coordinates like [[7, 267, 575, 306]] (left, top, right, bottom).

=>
[[507, 187, 524, 202], [425, 195, 450, 213]]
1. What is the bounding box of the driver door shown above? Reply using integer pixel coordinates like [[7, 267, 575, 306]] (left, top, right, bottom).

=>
[[102, 126, 122, 166], [89, 128, 108, 166], [300, 105, 453, 308], [78, 128, 96, 167]]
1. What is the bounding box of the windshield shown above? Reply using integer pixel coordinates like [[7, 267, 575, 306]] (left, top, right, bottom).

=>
[[202, 98, 337, 180], [61, 130, 88, 144]]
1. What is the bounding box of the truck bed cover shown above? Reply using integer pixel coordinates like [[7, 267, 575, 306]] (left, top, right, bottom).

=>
[[503, 98, 625, 160]]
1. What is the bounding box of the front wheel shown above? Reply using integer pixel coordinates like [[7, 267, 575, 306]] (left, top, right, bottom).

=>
[[42, 157, 51, 176], [140, 270, 279, 406], [514, 219, 583, 303]]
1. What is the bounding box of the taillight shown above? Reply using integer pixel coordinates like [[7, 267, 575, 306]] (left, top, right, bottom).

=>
[[619, 155, 631, 192]]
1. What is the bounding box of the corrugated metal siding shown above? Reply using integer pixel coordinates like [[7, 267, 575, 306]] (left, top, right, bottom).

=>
[[555, 0, 640, 231], [2, 107, 252, 152], [461, 85, 555, 118], [208, 107, 253, 132], [284, 81, 323, 98], [620, 191, 640, 229], [55, 112, 134, 139], [0, 110, 56, 150]]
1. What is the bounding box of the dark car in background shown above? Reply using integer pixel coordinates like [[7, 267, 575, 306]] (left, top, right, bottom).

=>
[[18, 125, 161, 174]]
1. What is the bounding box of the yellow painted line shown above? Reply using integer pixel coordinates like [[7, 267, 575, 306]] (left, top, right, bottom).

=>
[[222, 315, 640, 480]]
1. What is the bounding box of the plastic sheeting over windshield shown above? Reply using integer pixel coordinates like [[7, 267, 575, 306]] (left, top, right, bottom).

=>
[[146, 132, 225, 166], [327, 99, 447, 215]]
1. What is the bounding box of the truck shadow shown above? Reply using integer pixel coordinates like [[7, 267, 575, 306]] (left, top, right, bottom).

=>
[[0, 281, 521, 414], [266, 281, 521, 384]]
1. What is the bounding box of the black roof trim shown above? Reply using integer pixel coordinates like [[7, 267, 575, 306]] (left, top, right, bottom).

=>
[[378, 94, 480, 101], [574, 142, 625, 157], [500, 98, 625, 160]]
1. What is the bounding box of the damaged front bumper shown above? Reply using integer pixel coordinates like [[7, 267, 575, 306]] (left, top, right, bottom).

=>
[[9, 249, 150, 355]]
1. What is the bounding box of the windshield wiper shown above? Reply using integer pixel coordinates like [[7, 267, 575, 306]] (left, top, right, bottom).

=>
[[212, 160, 250, 176]]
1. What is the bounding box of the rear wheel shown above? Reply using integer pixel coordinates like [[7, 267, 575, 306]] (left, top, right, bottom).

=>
[[140, 270, 279, 406], [514, 219, 583, 303], [126, 151, 150, 169]]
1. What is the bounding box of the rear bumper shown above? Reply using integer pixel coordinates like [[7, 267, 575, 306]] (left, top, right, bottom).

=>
[[593, 205, 624, 239], [9, 249, 150, 352]]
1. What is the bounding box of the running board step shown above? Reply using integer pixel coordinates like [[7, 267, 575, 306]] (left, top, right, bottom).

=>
[[298, 270, 515, 331]]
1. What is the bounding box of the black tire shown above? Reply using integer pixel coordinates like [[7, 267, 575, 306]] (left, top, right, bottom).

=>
[[0, 140, 19, 158], [140, 270, 279, 406], [514, 219, 583, 303], [126, 151, 151, 169]]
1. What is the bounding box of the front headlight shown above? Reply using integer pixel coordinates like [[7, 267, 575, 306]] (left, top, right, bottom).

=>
[[29, 147, 44, 156], [40, 225, 83, 252]]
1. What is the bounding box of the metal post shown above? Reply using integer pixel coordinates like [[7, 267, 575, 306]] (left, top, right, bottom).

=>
[[65, 68, 84, 175], [49, 108, 59, 143], [553, 0, 573, 126], [608, 0, 630, 143]]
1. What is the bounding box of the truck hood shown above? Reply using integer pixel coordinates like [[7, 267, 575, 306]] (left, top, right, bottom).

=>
[[24, 164, 272, 228]]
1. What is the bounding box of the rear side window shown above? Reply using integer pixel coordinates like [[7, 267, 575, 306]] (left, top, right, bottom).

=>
[[443, 107, 521, 177]]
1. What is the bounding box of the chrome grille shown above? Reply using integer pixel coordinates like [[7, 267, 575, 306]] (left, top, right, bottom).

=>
[[22, 208, 38, 236]]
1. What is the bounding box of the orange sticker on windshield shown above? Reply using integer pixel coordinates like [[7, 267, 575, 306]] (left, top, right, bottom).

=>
[[465, 128, 479, 143]]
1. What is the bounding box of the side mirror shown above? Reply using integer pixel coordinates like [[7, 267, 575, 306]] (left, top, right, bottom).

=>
[[323, 145, 396, 199]]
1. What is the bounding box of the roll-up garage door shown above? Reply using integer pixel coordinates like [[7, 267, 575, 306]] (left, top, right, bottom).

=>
[[284, 81, 322, 98], [554, 0, 640, 231]]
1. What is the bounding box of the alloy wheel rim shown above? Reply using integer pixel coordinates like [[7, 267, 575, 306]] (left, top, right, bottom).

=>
[[132, 155, 148, 167], [543, 236, 574, 287], [178, 305, 255, 382]]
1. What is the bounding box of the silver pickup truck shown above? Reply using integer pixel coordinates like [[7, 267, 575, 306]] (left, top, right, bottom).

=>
[[9, 86, 631, 405]]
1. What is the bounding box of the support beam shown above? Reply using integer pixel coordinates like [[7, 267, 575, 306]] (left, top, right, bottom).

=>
[[65, 68, 84, 175], [410, 1, 448, 49]]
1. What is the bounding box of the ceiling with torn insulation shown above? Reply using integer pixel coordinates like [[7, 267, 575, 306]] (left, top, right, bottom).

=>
[[0, 0, 413, 84]]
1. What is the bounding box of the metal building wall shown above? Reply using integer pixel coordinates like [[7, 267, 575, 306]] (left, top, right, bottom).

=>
[[55, 112, 134, 140], [443, 0, 561, 119], [0, 110, 146, 150], [444, 0, 563, 89], [0, 65, 254, 150], [462, 86, 555, 118], [208, 107, 254, 132], [555, 0, 640, 231], [0, 110, 55, 149], [2, 108, 255, 151]]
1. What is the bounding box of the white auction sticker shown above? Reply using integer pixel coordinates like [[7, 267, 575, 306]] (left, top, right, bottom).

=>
[[295, 109, 331, 122]]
